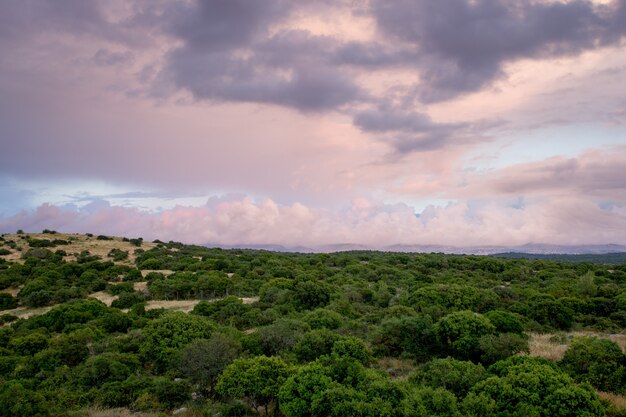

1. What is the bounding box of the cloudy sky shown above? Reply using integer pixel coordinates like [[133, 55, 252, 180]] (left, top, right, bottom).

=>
[[1, 0, 625, 248]]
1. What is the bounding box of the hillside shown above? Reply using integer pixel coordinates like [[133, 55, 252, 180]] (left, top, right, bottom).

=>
[[1, 232, 626, 416]]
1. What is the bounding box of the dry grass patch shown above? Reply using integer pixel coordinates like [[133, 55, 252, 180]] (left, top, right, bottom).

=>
[[140, 269, 174, 277], [376, 357, 416, 381], [528, 333, 570, 361], [144, 296, 258, 313], [598, 391, 626, 412], [133, 281, 148, 292], [144, 299, 201, 313], [1, 305, 55, 320], [0, 286, 22, 297], [88, 291, 118, 307], [529, 331, 626, 361], [66, 407, 163, 417]]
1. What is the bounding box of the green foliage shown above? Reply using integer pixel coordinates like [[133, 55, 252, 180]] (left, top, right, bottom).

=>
[[303, 308, 343, 329], [217, 355, 291, 414], [255, 319, 310, 356], [177, 333, 241, 391], [434, 311, 496, 361], [561, 336, 626, 393], [0, 292, 17, 310], [471, 358, 604, 417], [293, 279, 331, 310], [140, 311, 215, 372], [4, 235, 626, 415], [293, 328, 342, 363], [478, 333, 529, 364], [411, 357, 487, 397], [372, 314, 435, 361], [332, 336, 372, 365], [484, 310, 525, 334], [279, 362, 335, 417], [0, 381, 47, 417], [107, 248, 128, 262]]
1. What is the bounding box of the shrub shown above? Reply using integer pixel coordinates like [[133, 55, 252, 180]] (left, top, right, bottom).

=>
[[561, 336, 626, 393], [434, 311, 495, 361], [372, 314, 436, 361], [478, 333, 529, 364], [411, 357, 488, 397], [108, 248, 129, 261], [0, 293, 17, 310], [470, 359, 604, 417], [217, 355, 291, 415], [293, 329, 342, 363]]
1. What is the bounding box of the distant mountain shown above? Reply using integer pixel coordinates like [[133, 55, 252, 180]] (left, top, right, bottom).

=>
[[203, 242, 626, 256]]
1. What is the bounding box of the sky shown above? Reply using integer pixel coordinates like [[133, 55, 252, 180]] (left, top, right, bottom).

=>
[[1, 0, 625, 249]]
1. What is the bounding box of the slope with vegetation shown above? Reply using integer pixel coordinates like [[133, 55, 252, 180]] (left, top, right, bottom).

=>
[[1, 231, 626, 416]]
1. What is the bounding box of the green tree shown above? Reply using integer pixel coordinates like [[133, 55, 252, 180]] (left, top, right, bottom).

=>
[[217, 355, 291, 417], [140, 311, 215, 372], [471, 358, 604, 417], [411, 357, 487, 397], [177, 333, 241, 395], [279, 362, 335, 417]]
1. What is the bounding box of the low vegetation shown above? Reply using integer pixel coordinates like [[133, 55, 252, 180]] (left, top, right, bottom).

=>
[[1, 231, 626, 416]]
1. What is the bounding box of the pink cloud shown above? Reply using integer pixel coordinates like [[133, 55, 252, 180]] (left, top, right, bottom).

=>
[[2, 194, 626, 248]]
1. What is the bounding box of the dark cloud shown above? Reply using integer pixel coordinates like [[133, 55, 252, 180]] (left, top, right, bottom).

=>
[[371, 0, 626, 102], [0, 0, 145, 46], [353, 106, 471, 153], [92, 49, 134, 66], [164, 8, 362, 112], [169, 0, 292, 51]]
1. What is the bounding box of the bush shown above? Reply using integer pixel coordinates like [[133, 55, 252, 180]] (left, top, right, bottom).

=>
[[561, 336, 626, 393], [434, 311, 495, 361], [140, 312, 215, 372], [0, 293, 17, 310], [411, 357, 488, 397], [303, 308, 343, 330], [484, 310, 524, 334], [470, 359, 604, 417], [111, 292, 145, 309], [478, 333, 529, 364], [217, 355, 291, 415], [372, 314, 435, 361], [108, 248, 129, 261], [293, 329, 342, 363]]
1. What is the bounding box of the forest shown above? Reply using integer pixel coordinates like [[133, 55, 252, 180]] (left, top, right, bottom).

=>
[[2, 231, 626, 416]]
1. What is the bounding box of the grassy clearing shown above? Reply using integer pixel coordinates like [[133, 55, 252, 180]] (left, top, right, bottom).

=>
[[598, 391, 626, 415], [65, 407, 164, 417], [140, 270, 174, 277], [375, 357, 416, 381], [144, 296, 259, 313], [0, 285, 22, 297], [529, 331, 626, 361], [1, 304, 55, 320], [88, 291, 119, 307]]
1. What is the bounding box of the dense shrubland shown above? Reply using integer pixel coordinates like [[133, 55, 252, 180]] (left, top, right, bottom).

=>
[[1, 234, 626, 416]]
